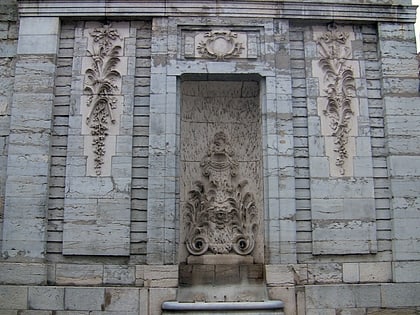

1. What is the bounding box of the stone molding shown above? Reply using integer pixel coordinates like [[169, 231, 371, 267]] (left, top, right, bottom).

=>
[[16, 1, 417, 23]]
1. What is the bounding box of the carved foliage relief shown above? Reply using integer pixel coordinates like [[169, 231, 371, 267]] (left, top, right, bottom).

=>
[[181, 81, 262, 262], [184, 132, 258, 256], [82, 24, 127, 176], [315, 23, 358, 176]]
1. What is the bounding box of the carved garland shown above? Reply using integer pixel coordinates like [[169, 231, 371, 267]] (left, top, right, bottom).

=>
[[317, 23, 356, 175], [84, 25, 122, 175], [184, 132, 258, 256], [197, 30, 244, 61]]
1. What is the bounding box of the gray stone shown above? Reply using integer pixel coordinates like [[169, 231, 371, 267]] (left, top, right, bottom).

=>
[[381, 283, 420, 308], [28, 286, 64, 310], [0, 285, 27, 309], [104, 288, 139, 312], [64, 288, 104, 311]]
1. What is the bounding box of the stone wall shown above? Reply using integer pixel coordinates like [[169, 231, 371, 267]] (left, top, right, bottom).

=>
[[0, 1, 419, 314], [0, 0, 18, 250]]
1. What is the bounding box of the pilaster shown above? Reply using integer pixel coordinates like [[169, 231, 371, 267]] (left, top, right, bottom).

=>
[[2, 16, 60, 267]]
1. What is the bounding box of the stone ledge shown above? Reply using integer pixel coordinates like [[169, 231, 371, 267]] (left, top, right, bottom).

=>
[[162, 300, 284, 311], [17, 1, 417, 23]]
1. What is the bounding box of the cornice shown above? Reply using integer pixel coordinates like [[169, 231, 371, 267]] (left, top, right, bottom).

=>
[[17, 0, 417, 23]]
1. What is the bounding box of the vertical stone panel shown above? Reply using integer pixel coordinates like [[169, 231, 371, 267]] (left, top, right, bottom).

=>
[[62, 22, 134, 256], [0, 0, 17, 248], [378, 23, 420, 267], [308, 23, 377, 255], [2, 17, 59, 263]]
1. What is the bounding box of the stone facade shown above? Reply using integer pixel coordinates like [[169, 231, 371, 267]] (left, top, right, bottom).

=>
[[0, 0, 420, 314]]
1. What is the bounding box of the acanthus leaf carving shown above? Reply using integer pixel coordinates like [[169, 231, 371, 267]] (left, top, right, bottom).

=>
[[197, 30, 245, 61], [317, 23, 356, 175], [84, 25, 122, 175], [184, 132, 258, 256]]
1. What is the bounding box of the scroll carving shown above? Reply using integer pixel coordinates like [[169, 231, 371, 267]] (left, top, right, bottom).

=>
[[84, 25, 122, 175], [317, 23, 356, 175], [197, 30, 245, 60], [184, 132, 258, 256]]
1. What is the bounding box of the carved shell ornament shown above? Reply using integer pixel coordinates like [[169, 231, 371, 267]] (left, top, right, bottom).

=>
[[84, 25, 122, 175], [197, 30, 244, 60], [184, 132, 258, 256], [317, 23, 356, 175]]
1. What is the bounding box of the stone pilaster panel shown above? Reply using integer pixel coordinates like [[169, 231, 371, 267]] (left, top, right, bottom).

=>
[[62, 22, 134, 256], [307, 23, 377, 255]]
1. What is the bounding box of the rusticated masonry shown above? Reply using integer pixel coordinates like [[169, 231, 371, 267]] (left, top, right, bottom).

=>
[[184, 131, 258, 256], [84, 25, 122, 175], [317, 23, 356, 176]]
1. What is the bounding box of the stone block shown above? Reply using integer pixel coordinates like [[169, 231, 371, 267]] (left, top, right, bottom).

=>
[[367, 308, 420, 315], [144, 265, 178, 288], [28, 286, 64, 310], [359, 262, 392, 283], [19, 17, 60, 36], [393, 261, 420, 283], [381, 283, 420, 308], [0, 285, 27, 310], [56, 264, 103, 286], [18, 312, 52, 315], [307, 309, 335, 315], [149, 288, 176, 315], [214, 265, 240, 285], [64, 287, 104, 311], [104, 265, 135, 285], [104, 288, 139, 312], [268, 286, 296, 315], [338, 309, 367, 315], [0, 263, 46, 285], [307, 263, 342, 284], [17, 34, 59, 55], [265, 265, 295, 286], [389, 156, 420, 177], [343, 263, 359, 284], [312, 220, 377, 255], [305, 284, 380, 310]]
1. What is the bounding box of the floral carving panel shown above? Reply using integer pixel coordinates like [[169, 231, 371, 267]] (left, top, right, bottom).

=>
[[81, 24, 128, 176], [314, 23, 359, 176]]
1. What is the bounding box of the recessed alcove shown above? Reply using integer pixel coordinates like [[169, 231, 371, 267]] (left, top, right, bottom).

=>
[[178, 74, 267, 303]]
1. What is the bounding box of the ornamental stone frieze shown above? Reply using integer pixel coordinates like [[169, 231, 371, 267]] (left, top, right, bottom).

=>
[[184, 131, 258, 257], [182, 29, 259, 60]]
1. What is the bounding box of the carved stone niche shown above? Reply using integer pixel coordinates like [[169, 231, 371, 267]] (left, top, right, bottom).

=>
[[180, 79, 263, 265]]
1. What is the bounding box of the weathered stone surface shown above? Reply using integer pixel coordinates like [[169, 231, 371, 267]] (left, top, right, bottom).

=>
[[64, 288, 104, 311], [0, 263, 46, 285], [56, 264, 103, 285], [104, 288, 139, 312], [0, 286, 27, 310], [381, 283, 420, 308], [28, 286, 64, 310]]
